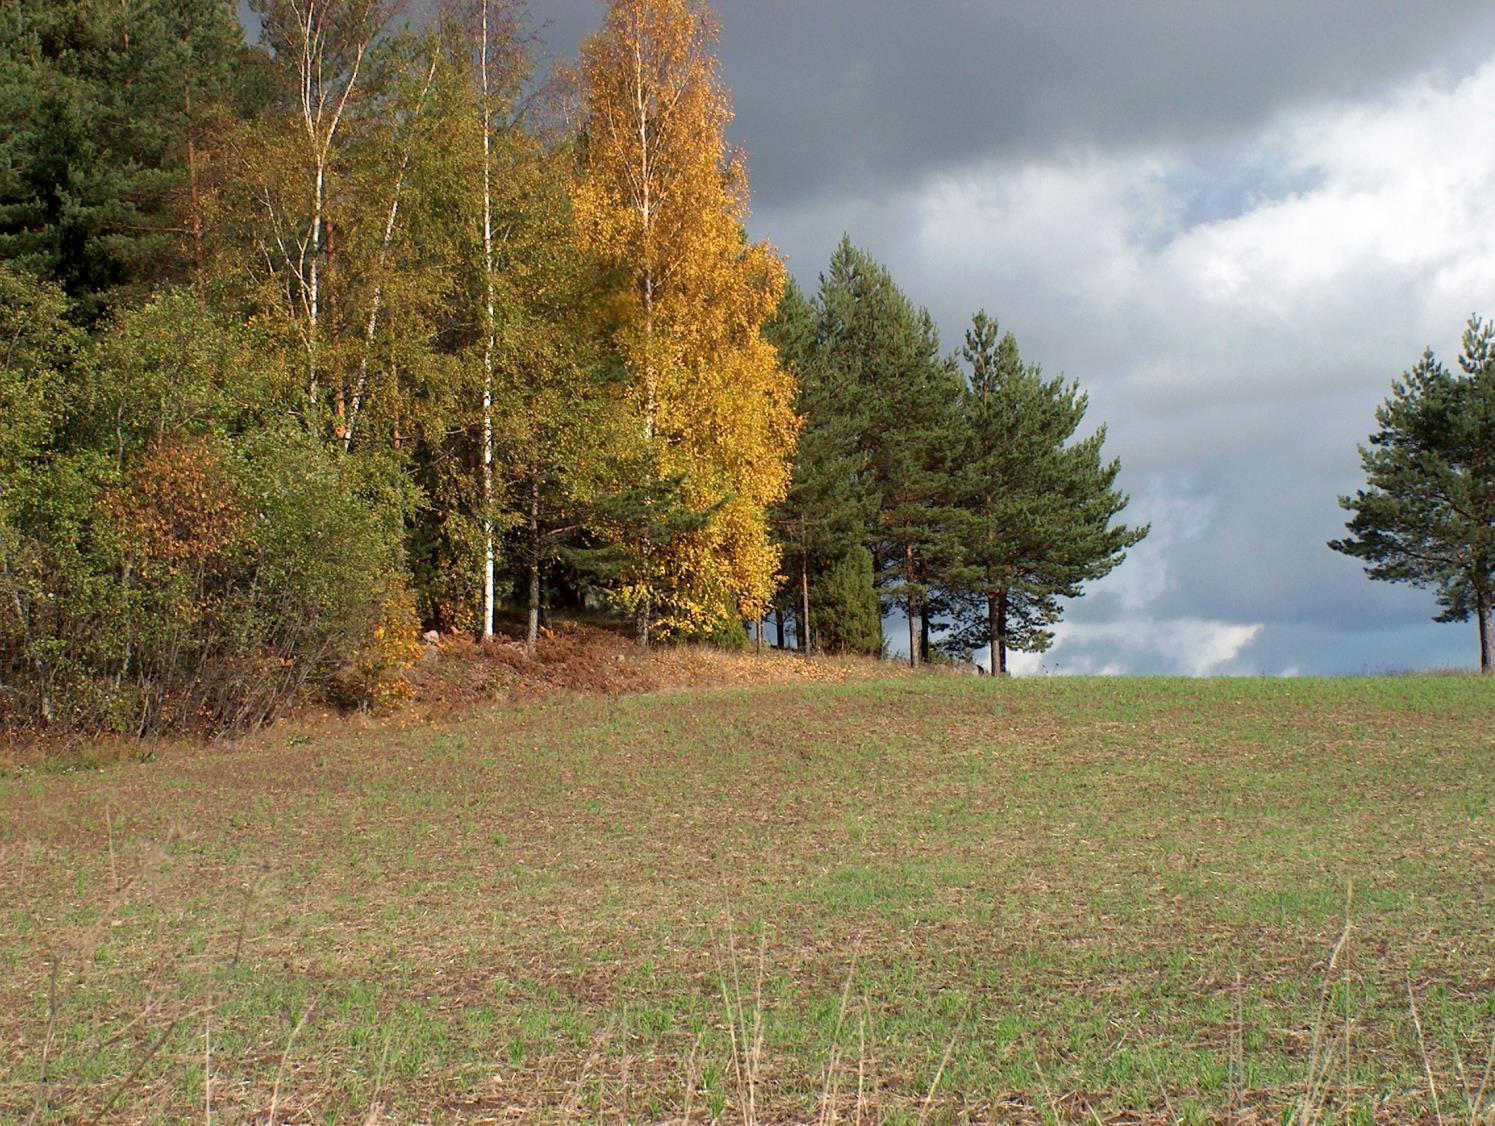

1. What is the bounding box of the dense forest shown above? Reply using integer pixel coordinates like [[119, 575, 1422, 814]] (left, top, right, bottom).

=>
[[0, 0, 1143, 736]]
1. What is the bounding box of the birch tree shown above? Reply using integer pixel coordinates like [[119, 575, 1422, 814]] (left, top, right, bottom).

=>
[[575, 0, 797, 645], [246, 0, 386, 418]]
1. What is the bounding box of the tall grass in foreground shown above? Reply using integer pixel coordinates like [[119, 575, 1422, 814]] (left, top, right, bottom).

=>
[[20, 859, 1490, 1124]]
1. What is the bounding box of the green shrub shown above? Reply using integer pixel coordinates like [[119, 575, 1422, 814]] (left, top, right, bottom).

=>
[[0, 286, 402, 736]]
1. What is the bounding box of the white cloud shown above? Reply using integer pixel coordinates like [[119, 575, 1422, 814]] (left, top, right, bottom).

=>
[[900, 53, 1495, 675], [1011, 618, 1262, 678]]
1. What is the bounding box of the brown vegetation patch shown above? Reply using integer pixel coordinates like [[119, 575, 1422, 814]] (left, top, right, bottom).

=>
[[403, 621, 904, 716]]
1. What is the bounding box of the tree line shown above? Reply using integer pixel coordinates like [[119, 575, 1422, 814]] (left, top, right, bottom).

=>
[[0, 0, 1144, 736], [767, 243, 1145, 672]]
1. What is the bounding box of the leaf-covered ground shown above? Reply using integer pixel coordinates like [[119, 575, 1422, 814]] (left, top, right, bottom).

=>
[[2, 675, 1492, 1122]]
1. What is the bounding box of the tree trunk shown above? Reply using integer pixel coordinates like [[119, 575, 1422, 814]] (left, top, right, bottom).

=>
[[184, 96, 204, 287], [775, 609, 785, 650], [326, 214, 344, 434], [478, 0, 496, 641], [635, 593, 651, 648], [344, 52, 437, 453], [905, 542, 919, 669], [2, 561, 52, 724], [996, 588, 1009, 677], [526, 475, 540, 655], [1479, 587, 1494, 674], [987, 592, 998, 677], [919, 600, 930, 665], [755, 617, 762, 655], [801, 554, 811, 658]]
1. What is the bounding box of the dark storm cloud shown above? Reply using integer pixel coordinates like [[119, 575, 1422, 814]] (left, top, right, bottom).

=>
[[534, 1, 1495, 206]]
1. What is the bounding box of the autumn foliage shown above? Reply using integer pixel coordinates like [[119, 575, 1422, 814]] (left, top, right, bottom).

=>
[[575, 0, 798, 641]]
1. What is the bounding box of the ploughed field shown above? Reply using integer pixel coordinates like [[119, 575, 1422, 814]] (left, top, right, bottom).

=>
[[1, 676, 1492, 1122]]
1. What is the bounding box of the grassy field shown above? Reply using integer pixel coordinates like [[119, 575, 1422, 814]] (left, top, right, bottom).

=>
[[1, 674, 1492, 1123]]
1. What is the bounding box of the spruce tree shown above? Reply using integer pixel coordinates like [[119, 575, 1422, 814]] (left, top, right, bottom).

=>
[[0, 0, 250, 317], [815, 239, 960, 667], [764, 276, 877, 654]]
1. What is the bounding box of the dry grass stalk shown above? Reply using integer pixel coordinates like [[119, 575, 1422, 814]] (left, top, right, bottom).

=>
[[816, 950, 859, 1125], [1471, 1024, 1495, 1125], [1407, 970, 1445, 1126], [680, 1028, 706, 1123], [204, 1007, 212, 1125], [363, 1030, 392, 1126], [1142, 1042, 1177, 1123], [1299, 882, 1354, 1125], [714, 913, 768, 1125], [269, 997, 317, 1123], [1229, 967, 1244, 1123], [855, 1007, 868, 1125], [560, 1017, 616, 1118], [917, 1031, 957, 1125], [1025, 1035, 1062, 1126]]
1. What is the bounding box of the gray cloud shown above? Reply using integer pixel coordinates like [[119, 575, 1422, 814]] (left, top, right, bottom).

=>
[[537, 1, 1495, 206]]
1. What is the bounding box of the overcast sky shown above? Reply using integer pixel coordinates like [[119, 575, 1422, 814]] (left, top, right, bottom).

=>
[[532, 1, 1495, 675]]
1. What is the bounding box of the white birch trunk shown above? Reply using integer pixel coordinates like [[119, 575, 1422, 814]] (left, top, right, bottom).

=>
[[344, 53, 439, 452], [633, 19, 655, 646], [479, 0, 497, 640], [293, 0, 368, 411]]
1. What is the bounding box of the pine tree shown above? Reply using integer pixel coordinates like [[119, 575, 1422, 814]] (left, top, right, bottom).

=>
[[574, 0, 797, 645], [0, 0, 250, 317], [1331, 316, 1495, 672], [945, 312, 1146, 674]]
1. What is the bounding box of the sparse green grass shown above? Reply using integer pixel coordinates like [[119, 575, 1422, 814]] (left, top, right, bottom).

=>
[[1, 675, 1493, 1122]]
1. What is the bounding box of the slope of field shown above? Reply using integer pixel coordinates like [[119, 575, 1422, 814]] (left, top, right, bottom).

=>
[[2, 677, 1492, 1122]]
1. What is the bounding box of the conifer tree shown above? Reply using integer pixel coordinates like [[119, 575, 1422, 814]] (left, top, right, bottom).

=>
[[0, 0, 251, 316], [1331, 316, 1495, 672], [811, 546, 883, 655], [765, 276, 876, 654], [814, 238, 960, 667], [945, 312, 1146, 674]]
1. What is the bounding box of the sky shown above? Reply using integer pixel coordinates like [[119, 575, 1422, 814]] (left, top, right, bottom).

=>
[[531, 1, 1495, 675]]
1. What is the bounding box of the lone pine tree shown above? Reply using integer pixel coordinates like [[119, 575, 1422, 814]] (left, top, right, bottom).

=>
[[945, 312, 1146, 675], [1332, 315, 1495, 673]]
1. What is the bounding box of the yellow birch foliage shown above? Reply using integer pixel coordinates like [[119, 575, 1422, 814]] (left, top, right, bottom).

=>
[[574, 0, 798, 635]]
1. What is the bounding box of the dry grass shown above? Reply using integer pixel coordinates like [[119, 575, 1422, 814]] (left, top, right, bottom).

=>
[[401, 623, 909, 718], [1, 673, 1492, 1122]]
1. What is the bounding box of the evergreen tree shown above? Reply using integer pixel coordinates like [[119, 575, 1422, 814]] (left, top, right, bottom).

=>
[[1331, 315, 1495, 672], [0, 0, 251, 317], [765, 276, 877, 654], [810, 546, 883, 655], [814, 238, 960, 667], [945, 312, 1146, 674]]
